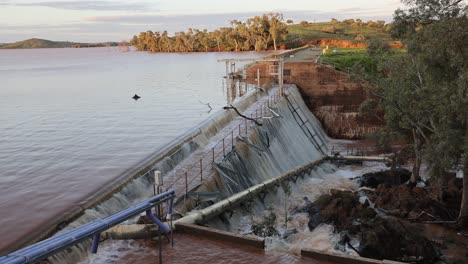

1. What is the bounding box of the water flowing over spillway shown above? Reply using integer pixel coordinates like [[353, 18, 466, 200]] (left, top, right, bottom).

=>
[[211, 86, 328, 197], [190, 86, 389, 258], [204, 161, 389, 257], [5, 85, 386, 263]]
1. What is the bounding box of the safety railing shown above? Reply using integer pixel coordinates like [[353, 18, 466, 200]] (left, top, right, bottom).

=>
[[166, 93, 281, 198], [284, 92, 327, 155], [0, 190, 175, 264]]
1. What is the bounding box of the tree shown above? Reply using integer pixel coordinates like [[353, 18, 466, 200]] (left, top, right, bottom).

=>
[[356, 18, 363, 26], [355, 34, 365, 41], [365, 0, 467, 225], [267, 13, 288, 50], [130, 35, 138, 46], [212, 29, 223, 51], [286, 19, 294, 24], [343, 19, 356, 25], [246, 15, 269, 51]]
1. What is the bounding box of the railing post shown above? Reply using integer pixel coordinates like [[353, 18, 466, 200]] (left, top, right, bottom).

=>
[[200, 159, 203, 181], [185, 172, 188, 193], [244, 119, 248, 134], [223, 138, 225, 157], [231, 130, 234, 151], [212, 147, 215, 163]]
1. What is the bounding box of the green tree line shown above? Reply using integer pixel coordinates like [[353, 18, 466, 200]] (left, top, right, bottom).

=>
[[130, 13, 288, 52]]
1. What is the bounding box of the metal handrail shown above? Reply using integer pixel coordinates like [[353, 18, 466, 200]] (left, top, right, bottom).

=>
[[284, 93, 326, 155], [0, 190, 175, 264], [167, 93, 280, 197]]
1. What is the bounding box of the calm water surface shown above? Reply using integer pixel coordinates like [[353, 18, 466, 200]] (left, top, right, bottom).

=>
[[0, 47, 271, 252]]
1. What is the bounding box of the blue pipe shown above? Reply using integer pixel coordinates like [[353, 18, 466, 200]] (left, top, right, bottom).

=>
[[91, 233, 100, 254], [145, 210, 170, 233], [1, 189, 175, 264]]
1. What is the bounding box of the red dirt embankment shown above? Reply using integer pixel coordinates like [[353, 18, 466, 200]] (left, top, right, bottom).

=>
[[311, 39, 367, 48], [244, 62, 382, 139], [312, 39, 402, 49]]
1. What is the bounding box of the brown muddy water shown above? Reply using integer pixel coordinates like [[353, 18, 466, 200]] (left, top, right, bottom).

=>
[[81, 233, 333, 264], [422, 224, 468, 264]]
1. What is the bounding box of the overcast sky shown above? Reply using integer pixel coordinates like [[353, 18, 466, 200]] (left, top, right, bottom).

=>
[[0, 0, 403, 43]]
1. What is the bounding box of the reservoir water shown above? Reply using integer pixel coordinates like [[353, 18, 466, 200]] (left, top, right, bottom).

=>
[[0, 47, 273, 253]]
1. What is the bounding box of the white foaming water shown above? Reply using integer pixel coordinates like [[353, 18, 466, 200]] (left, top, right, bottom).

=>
[[206, 161, 389, 257]]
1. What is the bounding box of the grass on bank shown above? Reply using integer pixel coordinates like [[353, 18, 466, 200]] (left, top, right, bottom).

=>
[[287, 22, 392, 42], [318, 48, 407, 72]]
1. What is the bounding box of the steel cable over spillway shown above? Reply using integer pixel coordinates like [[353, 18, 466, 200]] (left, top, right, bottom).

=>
[[0, 190, 175, 264]]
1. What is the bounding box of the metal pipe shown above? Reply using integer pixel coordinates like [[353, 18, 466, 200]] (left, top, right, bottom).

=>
[[175, 159, 325, 226], [91, 233, 100, 254], [167, 197, 174, 248], [145, 210, 170, 234], [327, 155, 391, 163], [2, 190, 175, 264]]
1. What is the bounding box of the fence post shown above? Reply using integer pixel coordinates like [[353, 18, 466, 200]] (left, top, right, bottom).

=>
[[223, 138, 225, 157], [185, 172, 188, 193], [212, 147, 215, 163], [231, 130, 234, 151], [200, 159, 203, 181], [245, 119, 248, 135]]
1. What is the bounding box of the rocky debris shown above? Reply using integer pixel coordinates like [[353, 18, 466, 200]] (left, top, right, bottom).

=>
[[370, 184, 460, 221], [357, 168, 411, 188], [307, 189, 376, 231], [251, 209, 279, 237], [291, 196, 313, 214], [355, 217, 439, 263], [306, 190, 441, 263]]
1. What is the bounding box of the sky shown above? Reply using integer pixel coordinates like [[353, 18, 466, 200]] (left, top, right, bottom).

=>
[[0, 0, 403, 43]]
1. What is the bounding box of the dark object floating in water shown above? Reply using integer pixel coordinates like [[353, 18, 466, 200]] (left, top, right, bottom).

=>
[[132, 94, 141, 101]]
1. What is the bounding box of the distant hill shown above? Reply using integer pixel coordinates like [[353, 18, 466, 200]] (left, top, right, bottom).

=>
[[0, 38, 118, 49]]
